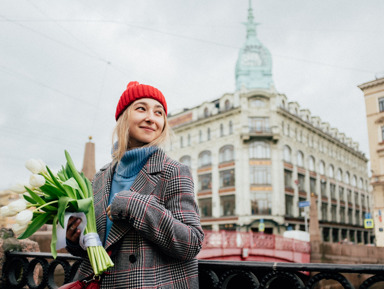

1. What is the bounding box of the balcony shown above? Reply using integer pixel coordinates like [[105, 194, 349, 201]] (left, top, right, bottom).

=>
[[3, 251, 384, 289]]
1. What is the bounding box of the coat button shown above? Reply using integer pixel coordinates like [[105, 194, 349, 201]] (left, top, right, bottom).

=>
[[129, 254, 137, 263]]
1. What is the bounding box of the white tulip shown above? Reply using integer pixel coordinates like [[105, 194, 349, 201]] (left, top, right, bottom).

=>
[[29, 174, 46, 188], [25, 159, 45, 174], [15, 209, 33, 225], [37, 159, 47, 173], [8, 199, 27, 216], [12, 223, 28, 235], [9, 183, 27, 194], [0, 206, 11, 217]]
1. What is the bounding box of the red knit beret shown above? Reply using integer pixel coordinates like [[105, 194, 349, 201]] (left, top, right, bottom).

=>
[[115, 81, 167, 120]]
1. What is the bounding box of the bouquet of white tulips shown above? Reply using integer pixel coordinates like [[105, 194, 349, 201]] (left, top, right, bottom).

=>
[[0, 151, 113, 276]]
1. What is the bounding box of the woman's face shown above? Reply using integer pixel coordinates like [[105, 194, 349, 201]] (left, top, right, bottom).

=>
[[128, 98, 165, 148]]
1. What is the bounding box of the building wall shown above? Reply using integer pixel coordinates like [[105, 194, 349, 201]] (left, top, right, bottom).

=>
[[168, 87, 372, 244], [359, 77, 384, 246]]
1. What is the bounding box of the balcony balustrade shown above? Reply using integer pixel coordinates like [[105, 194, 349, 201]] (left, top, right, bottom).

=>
[[3, 251, 384, 289]]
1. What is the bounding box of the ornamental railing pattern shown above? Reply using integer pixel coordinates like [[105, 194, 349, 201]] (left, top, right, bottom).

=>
[[3, 251, 384, 289]]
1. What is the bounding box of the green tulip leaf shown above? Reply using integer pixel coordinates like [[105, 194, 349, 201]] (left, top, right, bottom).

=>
[[18, 212, 51, 239], [51, 215, 58, 259], [25, 187, 45, 205], [58, 196, 71, 228], [76, 197, 93, 214]]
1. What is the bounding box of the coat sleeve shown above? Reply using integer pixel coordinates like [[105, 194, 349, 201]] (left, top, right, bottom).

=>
[[110, 163, 204, 261]]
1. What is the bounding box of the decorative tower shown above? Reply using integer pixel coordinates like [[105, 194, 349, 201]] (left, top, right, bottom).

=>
[[235, 0, 273, 90], [82, 136, 96, 181]]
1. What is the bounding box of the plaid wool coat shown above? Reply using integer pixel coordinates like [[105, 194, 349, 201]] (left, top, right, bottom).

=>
[[66, 149, 204, 289]]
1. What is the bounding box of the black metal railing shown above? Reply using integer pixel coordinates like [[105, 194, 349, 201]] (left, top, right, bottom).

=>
[[2, 251, 384, 289]]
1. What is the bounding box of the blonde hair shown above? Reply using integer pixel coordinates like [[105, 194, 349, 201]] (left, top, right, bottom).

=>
[[112, 105, 170, 162]]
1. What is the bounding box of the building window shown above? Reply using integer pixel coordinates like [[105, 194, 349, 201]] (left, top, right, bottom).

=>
[[188, 134, 191, 146], [348, 208, 353, 223], [220, 169, 235, 188], [207, 128, 211, 141], [355, 211, 360, 225], [309, 156, 315, 171], [321, 203, 328, 221], [339, 186, 345, 201], [285, 194, 294, 217], [180, 136, 184, 148], [336, 169, 342, 182], [220, 195, 235, 216], [340, 207, 346, 223], [198, 198, 212, 218], [220, 123, 224, 137], [219, 145, 234, 163], [251, 191, 271, 215], [379, 97, 384, 112], [283, 145, 292, 163], [319, 161, 325, 175], [249, 117, 270, 133], [204, 107, 210, 117], [297, 151, 304, 167], [352, 175, 357, 187], [250, 98, 265, 108], [328, 165, 334, 178], [199, 130, 203, 143], [310, 177, 316, 194], [298, 174, 305, 192], [229, 121, 233, 135], [320, 180, 327, 197], [344, 172, 350, 185], [347, 190, 352, 204], [225, 99, 231, 110], [249, 141, 270, 159], [198, 151, 211, 168], [250, 166, 271, 185], [330, 183, 336, 199], [354, 192, 359, 205], [198, 174, 212, 191], [284, 170, 292, 189], [180, 155, 191, 168], [331, 205, 337, 222]]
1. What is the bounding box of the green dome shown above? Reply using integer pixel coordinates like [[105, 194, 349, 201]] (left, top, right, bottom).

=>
[[235, 1, 273, 90]]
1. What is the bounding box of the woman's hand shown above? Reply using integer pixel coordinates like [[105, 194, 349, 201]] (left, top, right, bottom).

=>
[[107, 205, 112, 221], [66, 216, 81, 244]]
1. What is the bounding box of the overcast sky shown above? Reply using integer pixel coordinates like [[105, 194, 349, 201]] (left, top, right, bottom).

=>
[[1, 0, 383, 190]]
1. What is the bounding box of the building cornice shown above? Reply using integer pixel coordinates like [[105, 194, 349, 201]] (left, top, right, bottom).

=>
[[358, 77, 384, 91], [277, 107, 368, 162]]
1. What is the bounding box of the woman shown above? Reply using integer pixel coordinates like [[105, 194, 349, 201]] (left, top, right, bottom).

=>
[[66, 81, 204, 288]]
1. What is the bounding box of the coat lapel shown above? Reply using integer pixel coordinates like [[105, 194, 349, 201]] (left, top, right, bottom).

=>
[[104, 149, 166, 250]]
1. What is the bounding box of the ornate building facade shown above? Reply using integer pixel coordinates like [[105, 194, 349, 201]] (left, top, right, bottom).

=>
[[360, 77, 384, 246], [168, 2, 372, 244]]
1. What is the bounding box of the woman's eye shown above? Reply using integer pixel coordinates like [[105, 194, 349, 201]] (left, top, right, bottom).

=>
[[136, 106, 145, 111], [155, 110, 163, 116]]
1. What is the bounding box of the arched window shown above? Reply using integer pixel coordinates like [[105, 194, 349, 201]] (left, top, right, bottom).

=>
[[250, 98, 265, 108], [309, 156, 315, 171], [204, 107, 209, 117], [344, 172, 350, 184], [328, 165, 334, 178], [283, 145, 292, 163], [352, 175, 357, 187], [229, 121, 233, 135], [336, 169, 342, 181], [358, 178, 363, 189], [219, 145, 234, 163], [319, 160, 325, 175], [225, 99, 231, 110], [198, 151, 211, 168], [297, 151, 304, 167], [180, 155, 191, 168], [249, 141, 270, 159]]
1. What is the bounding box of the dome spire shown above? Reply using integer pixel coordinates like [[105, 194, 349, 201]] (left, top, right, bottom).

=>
[[235, 0, 274, 91]]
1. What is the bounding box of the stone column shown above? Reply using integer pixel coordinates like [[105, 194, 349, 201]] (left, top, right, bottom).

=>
[[82, 137, 96, 181], [309, 193, 322, 262]]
